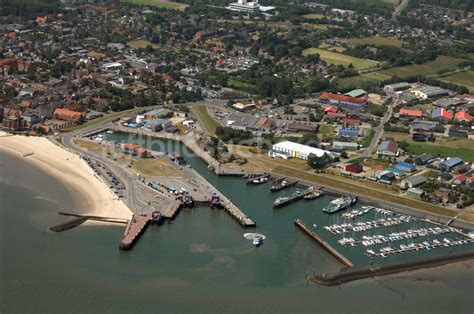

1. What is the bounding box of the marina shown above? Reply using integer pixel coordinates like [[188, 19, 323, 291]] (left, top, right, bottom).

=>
[[338, 227, 455, 247], [323, 216, 413, 234]]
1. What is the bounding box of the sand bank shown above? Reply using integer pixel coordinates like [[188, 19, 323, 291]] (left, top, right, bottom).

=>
[[0, 133, 132, 220]]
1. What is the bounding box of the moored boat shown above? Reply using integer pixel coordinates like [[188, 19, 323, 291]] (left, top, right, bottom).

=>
[[322, 196, 358, 214]]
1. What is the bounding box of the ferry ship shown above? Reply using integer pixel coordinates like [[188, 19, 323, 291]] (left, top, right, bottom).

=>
[[273, 196, 289, 207], [322, 196, 357, 214]]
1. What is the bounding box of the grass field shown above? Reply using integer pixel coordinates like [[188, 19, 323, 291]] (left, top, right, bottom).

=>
[[439, 70, 474, 93], [407, 143, 474, 162], [127, 39, 160, 49], [132, 158, 183, 177], [335, 72, 392, 88], [74, 140, 113, 155], [302, 48, 379, 70], [338, 36, 404, 48], [123, 0, 188, 10], [192, 105, 222, 135], [378, 56, 466, 77], [302, 13, 324, 19], [319, 124, 335, 139], [228, 79, 255, 91]]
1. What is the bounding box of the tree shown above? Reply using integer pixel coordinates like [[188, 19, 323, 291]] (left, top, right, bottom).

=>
[[307, 153, 332, 169]]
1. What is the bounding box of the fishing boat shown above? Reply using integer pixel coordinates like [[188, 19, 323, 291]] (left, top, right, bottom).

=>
[[304, 188, 324, 200], [270, 179, 289, 192], [252, 176, 268, 184], [322, 196, 358, 214]]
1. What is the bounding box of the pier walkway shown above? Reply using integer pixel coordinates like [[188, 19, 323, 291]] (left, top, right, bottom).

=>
[[119, 215, 151, 250], [295, 219, 353, 268]]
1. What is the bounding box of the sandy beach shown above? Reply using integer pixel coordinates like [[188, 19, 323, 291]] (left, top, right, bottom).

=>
[[0, 133, 132, 220]]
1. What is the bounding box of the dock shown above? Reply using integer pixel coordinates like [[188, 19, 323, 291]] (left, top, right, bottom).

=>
[[119, 215, 151, 251], [273, 188, 313, 208], [161, 201, 183, 220], [222, 199, 256, 227], [294, 219, 353, 268]]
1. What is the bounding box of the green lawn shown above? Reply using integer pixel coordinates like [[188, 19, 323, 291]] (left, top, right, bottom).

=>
[[192, 105, 222, 135], [228, 79, 255, 91], [336, 72, 392, 88], [378, 56, 466, 77], [302, 48, 380, 70], [439, 70, 474, 93], [407, 143, 474, 162], [122, 0, 188, 10], [338, 36, 404, 48]]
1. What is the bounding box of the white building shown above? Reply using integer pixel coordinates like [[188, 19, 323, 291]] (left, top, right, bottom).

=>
[[268, 141, 329, 160], [228, 0, 261, 13]]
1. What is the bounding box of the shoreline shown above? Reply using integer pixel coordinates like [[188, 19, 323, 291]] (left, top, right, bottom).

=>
[[0, 133, 133, 220]]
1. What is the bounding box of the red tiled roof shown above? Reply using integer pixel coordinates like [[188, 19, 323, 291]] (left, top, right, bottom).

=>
[[53, 108, 83, 119], [320, 92, 367, 104], [324, 106, 338, 113], [325, 112, 346, 119], [342, 118, 360, 125], [455, 111, 473, 122], [399, 108, 423, 117]]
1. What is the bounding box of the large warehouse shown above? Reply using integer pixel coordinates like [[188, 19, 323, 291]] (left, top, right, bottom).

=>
[[268, 141, 329, 160]]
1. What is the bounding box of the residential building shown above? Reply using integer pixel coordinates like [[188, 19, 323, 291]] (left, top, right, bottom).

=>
[[399, 108, 423, 118], [455, 112, 473, 122], [432, 107, 453, 120], [338, 128, 359, 138], [395, 162, 416, 173], [438, 157, 464, 171], [345, 163, 363, 173], [287, 123, 315, 133], [400, 175, 427, 189], [53, 108, 84, 123], [332, 141, 359, 151], [377, 140, 400, 156]]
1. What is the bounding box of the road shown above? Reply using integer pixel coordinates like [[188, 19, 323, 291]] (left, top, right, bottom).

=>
[[348, 96, 395, 161], [392, 0, 409, 19]]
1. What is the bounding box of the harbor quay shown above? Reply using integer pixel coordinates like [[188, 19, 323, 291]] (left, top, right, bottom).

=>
[[311, 251, 474, 287]]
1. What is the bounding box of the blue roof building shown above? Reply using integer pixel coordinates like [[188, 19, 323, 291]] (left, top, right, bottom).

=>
[[395, 162, 416, 173], [439, 157, 463, 171], [338, 128, 359, 138]]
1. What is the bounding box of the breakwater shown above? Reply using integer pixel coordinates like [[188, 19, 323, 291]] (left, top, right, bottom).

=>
[[311, 250, 474, 286], [294, 219, 353, 268]]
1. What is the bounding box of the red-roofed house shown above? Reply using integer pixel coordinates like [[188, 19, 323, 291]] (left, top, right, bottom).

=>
[[325, 112, 346, 120], [342, 118, 361, 126], [320, 92, 368, 107], [455, 112, 473, 122], [324, 106, 338, 113], [53, 108, 84, 123], [399, 108, 423, 118]]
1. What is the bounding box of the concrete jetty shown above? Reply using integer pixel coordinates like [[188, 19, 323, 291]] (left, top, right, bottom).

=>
[[311, 250, 474, 286], [119, 215, 151, 250], [161, 201, 182, 220], [295, 219, 353, 268]]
